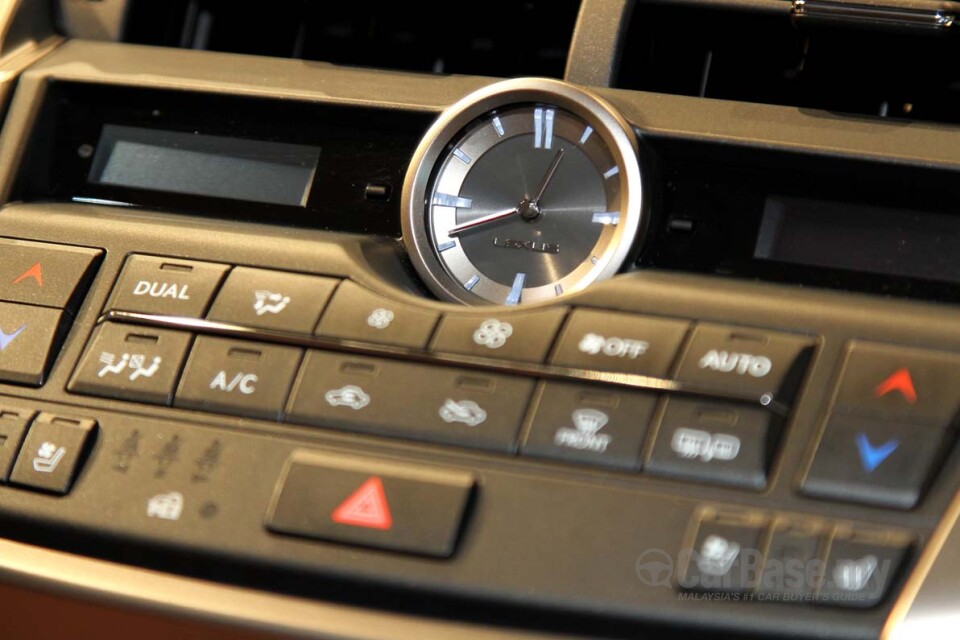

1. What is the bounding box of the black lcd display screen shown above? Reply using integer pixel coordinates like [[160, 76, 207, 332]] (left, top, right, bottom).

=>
[[755, 196, 960, 284], [89, 125, 320, 207]]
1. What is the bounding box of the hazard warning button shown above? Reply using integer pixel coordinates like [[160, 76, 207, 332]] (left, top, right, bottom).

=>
[[267, 451, 474, 557], [834, 342, 960, 427]]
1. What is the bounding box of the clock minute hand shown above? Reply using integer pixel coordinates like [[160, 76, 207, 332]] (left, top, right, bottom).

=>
[[530, 148, 565, 206], [446, 207, 519, 236]]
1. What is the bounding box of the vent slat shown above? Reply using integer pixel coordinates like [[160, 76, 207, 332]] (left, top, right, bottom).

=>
[[616, 3, 960, 127], [122, 0, 581, 79]]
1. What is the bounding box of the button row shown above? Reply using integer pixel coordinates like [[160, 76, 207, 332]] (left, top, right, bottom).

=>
[[0, 237, 103, 387], [681, 510, 911, 608], [106, 255, 814, 406], [0, 409, 97, 495], [70, 323, 782, 490]]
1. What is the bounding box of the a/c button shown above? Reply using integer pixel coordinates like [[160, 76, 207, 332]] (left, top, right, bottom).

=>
[[175, 336, 303, 421], [107, 255, 229, 318]]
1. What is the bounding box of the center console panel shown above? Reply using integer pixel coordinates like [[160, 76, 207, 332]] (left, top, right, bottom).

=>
[[1, 40, 960, 640]]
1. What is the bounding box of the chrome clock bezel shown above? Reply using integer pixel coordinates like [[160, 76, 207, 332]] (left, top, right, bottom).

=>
[[401, 77, 646, 306]]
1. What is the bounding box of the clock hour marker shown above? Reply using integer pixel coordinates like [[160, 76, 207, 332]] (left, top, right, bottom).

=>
[[432, 193, 473, 208], [464, 274, 480, 291], [505, 272, 526, 306], [453, 148, 472, 164], [590, 255, 600, 265], [554, 284, 564, 296], [592, 212, 620, 225], [492, 116, 505, 137], [579, 126, 593, 144], [437, 240, 457, 252], [534, 108, 544, 148], [544, 108, 555, 150], [603, 166, 620, 179]]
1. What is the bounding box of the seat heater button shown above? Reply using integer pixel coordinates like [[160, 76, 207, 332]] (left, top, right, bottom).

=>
[[9, 413, 97, 495]]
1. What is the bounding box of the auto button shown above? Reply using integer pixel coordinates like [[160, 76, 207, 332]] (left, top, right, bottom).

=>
[[674, 324, 814, 403]]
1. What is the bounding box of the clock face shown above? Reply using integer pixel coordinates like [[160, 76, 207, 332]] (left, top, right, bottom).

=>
[[403, 79, 646, 306]]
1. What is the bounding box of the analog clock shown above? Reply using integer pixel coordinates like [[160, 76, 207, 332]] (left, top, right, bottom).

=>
[[402, 78, 646, 306]]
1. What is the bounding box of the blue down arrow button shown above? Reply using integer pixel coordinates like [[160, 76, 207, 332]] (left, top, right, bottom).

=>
[[856, 433, 900, 473]]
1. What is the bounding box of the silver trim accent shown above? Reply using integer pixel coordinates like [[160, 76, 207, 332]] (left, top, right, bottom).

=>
[[433, 193, 473, 208], [402, 78, 647, 306], [592, 212, 620, 225], [579, 126, 593, 144], [505, 272, 526, 306], [791, 0, 955, 28], [544, 108, 555, 150]]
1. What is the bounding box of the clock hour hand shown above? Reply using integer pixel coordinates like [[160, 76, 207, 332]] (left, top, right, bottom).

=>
[[446, 207, 519, 236]]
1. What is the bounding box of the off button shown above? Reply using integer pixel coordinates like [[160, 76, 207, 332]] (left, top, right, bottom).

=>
[[107, 255, 229, 318]]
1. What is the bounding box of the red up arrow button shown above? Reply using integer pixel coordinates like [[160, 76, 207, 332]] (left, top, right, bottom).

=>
[[874, 368, 918, 404]]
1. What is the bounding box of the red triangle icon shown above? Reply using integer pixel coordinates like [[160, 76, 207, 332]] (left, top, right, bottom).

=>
[[874, 368, 918, 404], [331, 476, 393, 530], [12, 262, 43, 287]]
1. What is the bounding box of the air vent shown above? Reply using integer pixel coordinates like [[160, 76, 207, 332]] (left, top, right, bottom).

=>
[[616, 0, 960, 126], [121, 0, 581, 79]]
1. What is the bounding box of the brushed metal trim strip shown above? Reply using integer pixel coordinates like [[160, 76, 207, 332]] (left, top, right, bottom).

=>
[[882, 484, 960, 639], [0, 536, 569, 640]]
